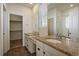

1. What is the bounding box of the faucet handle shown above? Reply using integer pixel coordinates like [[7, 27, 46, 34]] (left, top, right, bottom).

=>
[[68, 29, 71, 36], [68, 32, 71, 36]]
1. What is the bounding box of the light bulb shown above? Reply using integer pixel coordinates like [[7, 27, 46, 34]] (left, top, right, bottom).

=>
[[70, 4, 74, 7], [29, 3, 32, 4]]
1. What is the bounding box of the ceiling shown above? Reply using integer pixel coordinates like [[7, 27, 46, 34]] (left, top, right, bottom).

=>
[[7, 3, 79, 10], [7, 3, 36, 8], [20, 3, 79, 10], [48, 3, 79, 11], [17, 3, 36, 8]]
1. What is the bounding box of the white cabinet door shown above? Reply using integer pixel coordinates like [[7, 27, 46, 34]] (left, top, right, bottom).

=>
[[36, 40, 44, 56], [27, 39, 36, 54], [36, 44, 43, 56], [44, 44, 67, 56], [36, 40, 67, 56]]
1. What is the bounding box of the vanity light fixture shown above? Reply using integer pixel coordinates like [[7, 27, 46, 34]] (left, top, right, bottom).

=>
[[70, 4, 74, 7]]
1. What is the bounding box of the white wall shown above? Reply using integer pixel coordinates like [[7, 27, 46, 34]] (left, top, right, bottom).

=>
[[7, 3, 33, 46], [0, 4, 3, 55]]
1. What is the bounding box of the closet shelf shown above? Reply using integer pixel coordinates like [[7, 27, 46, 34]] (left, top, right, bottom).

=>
[[10, 20, 22, 22], [10, 14, 23, 40], [10, 30, 22, 32]]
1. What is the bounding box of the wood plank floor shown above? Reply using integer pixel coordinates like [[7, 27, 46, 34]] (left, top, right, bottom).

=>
[[4, 39, 36, 56], [10, 39, 22, 49]]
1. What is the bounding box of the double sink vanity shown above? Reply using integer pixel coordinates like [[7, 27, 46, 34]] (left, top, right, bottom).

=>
[[24, 33, 79, 56]]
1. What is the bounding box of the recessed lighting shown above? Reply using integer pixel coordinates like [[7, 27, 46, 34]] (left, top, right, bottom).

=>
[[29, 3, 32, 4], [70, 4, 74, 7]]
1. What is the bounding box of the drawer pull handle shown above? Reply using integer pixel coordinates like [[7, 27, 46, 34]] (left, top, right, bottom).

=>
[[38, 48, 40, 51]]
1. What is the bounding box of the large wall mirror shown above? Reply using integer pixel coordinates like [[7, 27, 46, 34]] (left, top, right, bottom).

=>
[[48, 3, 79, 39]]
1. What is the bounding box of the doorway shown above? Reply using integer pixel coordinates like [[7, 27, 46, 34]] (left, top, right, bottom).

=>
[[10, 14, 23, 49], [48, 18, 56, 35]]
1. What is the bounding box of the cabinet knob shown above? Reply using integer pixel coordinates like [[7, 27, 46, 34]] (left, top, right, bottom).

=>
[[3, 33, 5, 35], [43, 51, 45, 54], [37, 48, 40, 51]]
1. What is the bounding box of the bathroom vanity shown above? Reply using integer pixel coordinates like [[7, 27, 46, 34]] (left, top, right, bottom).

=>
[[24, 33, 79, 56]]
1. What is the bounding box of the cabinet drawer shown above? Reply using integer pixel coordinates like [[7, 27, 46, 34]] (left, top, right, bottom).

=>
[[36, 40, 44, 56], [30, 38, 36, 44], [44, 44, 67, 56], [36, 40, 44, 48], [36, 44, 43, 56], [28, 39, 36, 54]]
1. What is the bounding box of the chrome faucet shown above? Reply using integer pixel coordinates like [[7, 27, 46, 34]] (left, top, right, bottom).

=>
[[56, 32, 71, 40], [56, 33, 63, 39], [68, 29, 71, 37]]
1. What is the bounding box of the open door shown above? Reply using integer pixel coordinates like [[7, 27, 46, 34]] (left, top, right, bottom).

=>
[[0, 4, 3, 56], [3, 4, 10, 54]]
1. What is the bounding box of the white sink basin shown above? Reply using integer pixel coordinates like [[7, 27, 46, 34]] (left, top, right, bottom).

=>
[[46, 39, 61, 44]]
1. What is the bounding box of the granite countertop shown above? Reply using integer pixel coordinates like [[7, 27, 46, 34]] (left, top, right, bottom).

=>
[[25, 33, 79, 56]]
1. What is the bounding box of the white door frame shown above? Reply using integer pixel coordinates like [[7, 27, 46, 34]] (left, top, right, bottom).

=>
[[8, 12, 24, 48]]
